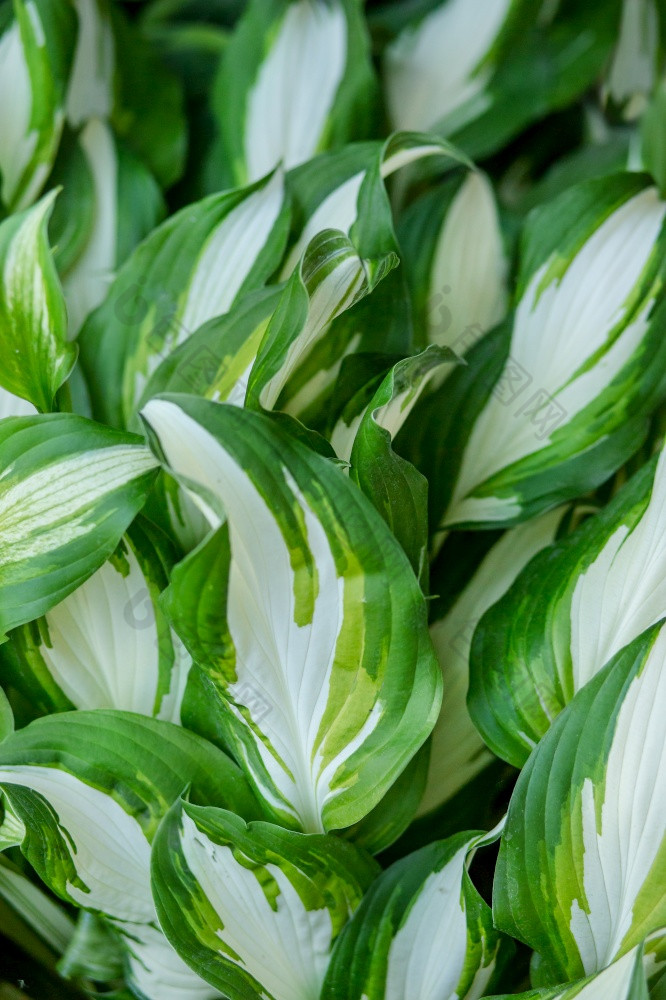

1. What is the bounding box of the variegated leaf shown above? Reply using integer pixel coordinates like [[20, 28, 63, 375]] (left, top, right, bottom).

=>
[[494, 623, 666, 984], [0, 414, 158, 638], [0, 711, 260, 998], [486, 944, 649, 999], [468, 444, 666, 766], [0, 519, 192, 721], [207, 0, 377, 189], [246, 228, 396, 413], [421, 507, 567, 817], [603, 0, 659, 121], [331, 346, 458, 583], [283, 131, 471, 277], [0, 192, 77, 412], [142, 397, 441, 832], [151, 798, 378, 1000], [397, 169, 508, 352], [66, 0, 115, 127], [61, 117, 164, 337], [79, 169, 290, 429], [384, 0, 513, 134], [382, 0, 620, 161], [0, 0, 76, 211], [408, 174, 666, 536], [322, 827, 506, 1000]]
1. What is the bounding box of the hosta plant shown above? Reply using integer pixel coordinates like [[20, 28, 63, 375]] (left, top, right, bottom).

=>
[[0, 1, 665, 999]]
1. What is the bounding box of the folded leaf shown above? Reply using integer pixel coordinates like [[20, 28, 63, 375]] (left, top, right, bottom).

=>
[[275, 133, 469, 425], [494, 623, 666, 983], [79, 169, 289, 428], [322, 827, 506, 1000], [0, 193, 77, 412], [332, 346, 458, 583], [246, 228, 397, 412], [421, 506, 567, 817], [142, 396, 441, 832], [0, 0, 76, 211], [0, 518, 192, 721], [409, 174, 666, 533], [0, 414, 158, 638], [151, 798, 378, 1000], [207, 0, 377, 188], [469, 446, 666, 766]]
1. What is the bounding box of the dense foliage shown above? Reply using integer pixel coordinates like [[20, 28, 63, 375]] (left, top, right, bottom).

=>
[[0, 1, 664, 999]]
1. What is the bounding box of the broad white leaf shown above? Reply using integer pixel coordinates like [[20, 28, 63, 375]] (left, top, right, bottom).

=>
[[384, 0, 512, 132], [494, 622, 666, 982], [445, 183, 666, 527], [29, 531, 191, 721], [570, 443, 666, 693], [426, 171, 507, 351], [0, 764, 155, 922], [151, 801, 377, 1000], [568, 629, 666, 973], [142, 398, 440, 833], [322, 826, 505, 1000], [245, 0, 347, 182]]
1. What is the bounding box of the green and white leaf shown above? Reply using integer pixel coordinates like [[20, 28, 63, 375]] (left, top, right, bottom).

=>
[[383, 0, 513, 134], [494, 622, 666, 984], [151, 798, 378, 1000], [427, 174, 666, 531], [0, 710, 260, 919], [468, 444, 666, 766], [420, 506, 567, 817], [282, 130, 471, 277], [207, 0, 377, 188], [603, 0, 659, 121], [0, 413, 158, 638], [115, 920, 223, 1000], [0, 0, 76, 211], [0, 192, 77, 411], [322, 827, 506, 1000], [397, 169, 508, 352], [486, 944, 649, 999], [142, 397, 441, 832], [0, 711, 261, 997], [1, 519, 192, 721], [382, 0, 621, 160], [331, 346, 458, 582], [62, 117, 164, 337], [246, 228, 397, 413], [79, 169, 290, 428], [66, 0, 115, 127]]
